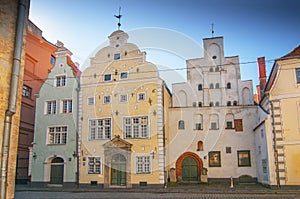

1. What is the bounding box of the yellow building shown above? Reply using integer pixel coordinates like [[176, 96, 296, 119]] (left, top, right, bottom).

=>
[[79, 30, 171, 188], [260, 45, 300, 186]]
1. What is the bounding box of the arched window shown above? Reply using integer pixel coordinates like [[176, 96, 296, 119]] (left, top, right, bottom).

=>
[[227, 101, 231, 106], [193, 102, 197, 107], [197, 141, 203, 151], [209, 84, 214, 89], [233, 101, 238, 106], [209, 67, 214, 72], [215, 101, 220, 106], [215, 83, 220, 89], [215, 67, 219, 72], [198, 102, 202, 107], [227, 82, 231, 89], [198, 84, 203, 91], [209, 102, 214, 107], [178, 120, 185, 129]]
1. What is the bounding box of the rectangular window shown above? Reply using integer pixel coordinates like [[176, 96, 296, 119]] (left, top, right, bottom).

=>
[[234, 119, 243, 132], [48, 126, 67, 144], [88, 157, 101, 174], [138, 93, 146, 101], [226, 121, 233, 129], [56, 75, 66, 87], [195, 123, 202, 130], [123, 116, 149, 139], [226, 147, 232, 154], [88, 97, 95, 105], [46, 100, 56, 114], [114, 53, 120, 60], [104, 74, 112, 81], [237, 150, 251, 167], [120, 94, 128, 102], [22, 85, 32, 98], [103, 96, 111, 104], [210, 122, 217, 130], [209, 151, 221, 167], [136, 155, 151, 174], [50, 55, 55, 64], [62, 99, 72, 113], [296, 68, 300, 83], [89, 118, 111, 140], [120, 72, 128, 79]]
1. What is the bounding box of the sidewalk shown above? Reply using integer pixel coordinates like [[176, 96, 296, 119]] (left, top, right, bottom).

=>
[[15, 183, 300, 195]]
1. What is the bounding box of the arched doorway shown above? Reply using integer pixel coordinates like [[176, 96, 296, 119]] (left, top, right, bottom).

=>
[[50, 157, 64, 184], [176, 152, 203, 183], [111, 154, 126, 186]]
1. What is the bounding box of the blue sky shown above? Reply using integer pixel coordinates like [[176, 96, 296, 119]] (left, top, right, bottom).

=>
[[29, 0, 300, 91]]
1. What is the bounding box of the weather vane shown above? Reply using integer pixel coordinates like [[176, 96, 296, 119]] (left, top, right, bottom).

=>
[[114, 7, 122, 30], [211, 23, 215, 37]]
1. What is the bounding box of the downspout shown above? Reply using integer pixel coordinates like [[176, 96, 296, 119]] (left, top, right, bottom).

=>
[[75, 78, 80, 188], [269, 101, 280, 189], [0, 0, 28, 198]]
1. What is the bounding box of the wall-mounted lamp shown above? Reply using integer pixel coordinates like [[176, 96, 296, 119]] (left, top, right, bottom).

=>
[[33, 152, 37, 160], [72, 151, 78, 158], [115, 110, 119, 116], [150, 150, 156, 159], [153, 110, 157, 116], [148, 98, 152, 105]]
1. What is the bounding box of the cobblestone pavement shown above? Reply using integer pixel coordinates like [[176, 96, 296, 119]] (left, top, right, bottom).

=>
[[14, 191, 300, 199]]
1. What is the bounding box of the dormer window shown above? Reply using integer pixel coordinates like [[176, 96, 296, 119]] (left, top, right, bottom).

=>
[[114, 53, 120, 60]]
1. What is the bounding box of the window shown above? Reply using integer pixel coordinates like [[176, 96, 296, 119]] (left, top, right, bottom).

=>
[[89, 118, 111, 140], [135, 155, 151, 174], [136, 155, 151, 174], [138, 93, 146, 101], [210, 122, 217, 129], [124, 116, 149, 138], [50, 55, 55, 64], [234, 119, 243, 132], [88, 157, 101, 174], [209, 83, 214, 89], [226, 147, 232, 154], [215, 102, 220, 106], [210, 114, 219, 129], [197, 141, 203, 151], [233, 101, 238, 106], [48, 126, 67, 144], [56, 75, 66, 87], [209, 102, 214, 107], [209, 151, 221, 167], [198, 102, 202, 107], [226, 82, 231, 89], [120, 72, 128, 79], [114, 53, 120, 60], [195, 123, 202, 130], [120, 94, 128, 102], [215, 67, 219, 72], [103, 96, 111, 104], [46, 100, 56, 114], [22, 85, 32, 98], [215, 83, 219, 89], [104, 74, 112, 81], [226, 121, 233, 129], [198, 84, 203, 91], [192, 102, 197, 107], [62, 99, 72, 113], [178, 120, 185, 129], [237, 150, 251, 167], [296, 68, 300, 83], [209, 67, 214, 72], [227, 101, 231, 106], [88, 97, 95, 105]]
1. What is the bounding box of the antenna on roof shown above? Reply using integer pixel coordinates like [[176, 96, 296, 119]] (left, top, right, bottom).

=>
[[114, 7, 122, 30], [211, 23, 214, 38]]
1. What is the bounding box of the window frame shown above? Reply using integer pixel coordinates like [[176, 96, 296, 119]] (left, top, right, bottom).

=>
[[88, 118, 112, 140], [87, 96, 95, 105], [61, 99, 72, 113], [47, 126, 68, 145], [103, 95, 111, 104], [45, 100, 57, 115], [237, 150, 251, 167], [226, 82, 231, 89], [137, 92, 146, 102], [195, 123, 202, 130], [120, 72, 128, 80], [123, 116, 149, 139], [178, 120, 185, 129], [88, 156, 101, 174], [114, 53, 121, 60], [209, 151, 221, 167], [198, 84, 203, 91], [135, 155, 152, 174], [120, 94, 128, 103], [55, 75, 66, 87], [22, 85, 32, 99]]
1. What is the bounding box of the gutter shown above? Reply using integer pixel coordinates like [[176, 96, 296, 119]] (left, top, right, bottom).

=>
[[0, 0, 28, 198]]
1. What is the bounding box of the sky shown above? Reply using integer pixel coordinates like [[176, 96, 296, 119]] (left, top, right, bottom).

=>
[[29, 0, 300, 91]]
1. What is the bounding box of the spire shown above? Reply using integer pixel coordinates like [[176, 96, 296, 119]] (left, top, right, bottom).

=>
[[114, 7, 122, 30], [211, 23, 214, 38]]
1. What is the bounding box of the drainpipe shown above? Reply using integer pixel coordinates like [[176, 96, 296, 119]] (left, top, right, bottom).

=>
[[0, 0, 27, 198], [269, 101, 280, 189], [75, 79, 80, 188]]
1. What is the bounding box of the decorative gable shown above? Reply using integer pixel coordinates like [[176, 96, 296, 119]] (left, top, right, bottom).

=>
[[103, 135, 132, 151]]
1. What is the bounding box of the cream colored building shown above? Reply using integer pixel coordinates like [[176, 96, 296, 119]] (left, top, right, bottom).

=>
[[257, 46, 300, 186], [167, 36, 258, 183], [79, 30, 171, 188]]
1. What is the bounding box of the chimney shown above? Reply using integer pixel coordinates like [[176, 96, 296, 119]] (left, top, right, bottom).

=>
[[257, 57, 266, 101]]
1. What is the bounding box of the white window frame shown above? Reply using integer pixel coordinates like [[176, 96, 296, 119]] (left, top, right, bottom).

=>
[[61, 99, 72, 113], [120, 94, 128, 103], [87, 156, 101, 174], [22, 85, 32, 98], [55, 75, 66, 87], [103, 95, 111, 104], [137, 92, 146, 102], [114, 53, 121, 60], [45, 100, 56, 115], [120, 72, 128, 80], [104, 74, 112, 81], [47, 126, 68, 145], [135, 155, 152, 174], [123, 116, 149, 139], [88, 118, 112, 140], [87, 96, 95, 105]]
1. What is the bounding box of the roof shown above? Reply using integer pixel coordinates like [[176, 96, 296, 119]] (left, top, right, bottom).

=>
[[281, 44, 300, 58], [67, 56, 81, 78]]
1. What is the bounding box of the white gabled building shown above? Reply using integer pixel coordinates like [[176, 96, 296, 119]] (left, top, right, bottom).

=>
[[167, 36, 258, 183]]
